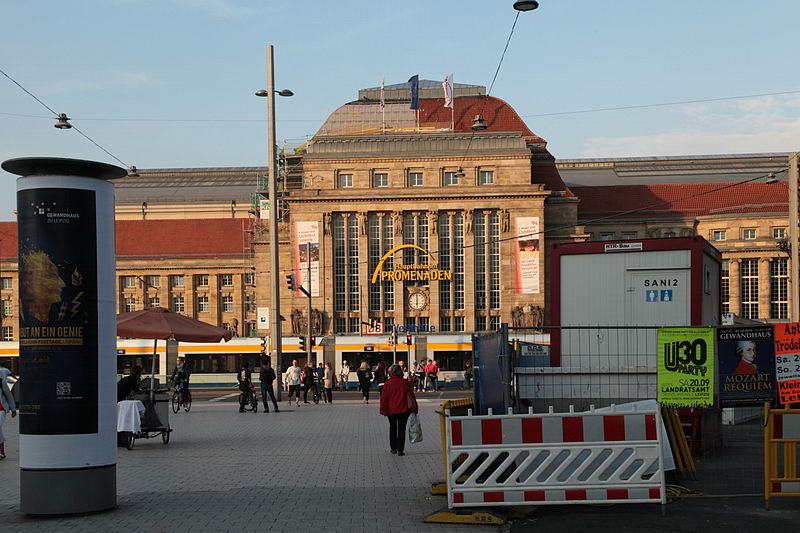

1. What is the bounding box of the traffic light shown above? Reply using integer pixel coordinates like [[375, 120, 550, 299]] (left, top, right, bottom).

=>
[[310, 335, 316, 347], [406, 334, 412, 345], [299, 336, 306, 352], [260, 336, 267, 353], [285, 273, 296, 291]]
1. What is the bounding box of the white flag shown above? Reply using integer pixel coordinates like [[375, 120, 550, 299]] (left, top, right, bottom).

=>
[[442, 74, 453, 109], [380, 75, 385, 111]]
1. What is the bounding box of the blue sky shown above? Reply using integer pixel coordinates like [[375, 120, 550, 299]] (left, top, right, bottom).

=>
[[2, 0, 799, 220]]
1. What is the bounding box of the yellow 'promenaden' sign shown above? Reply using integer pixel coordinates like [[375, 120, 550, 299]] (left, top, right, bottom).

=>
[[370, 244, 452, 283], [657, 327, 715, 407]]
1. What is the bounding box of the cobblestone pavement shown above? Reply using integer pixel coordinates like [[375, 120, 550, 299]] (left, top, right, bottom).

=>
[[0, 394, 482, 533]]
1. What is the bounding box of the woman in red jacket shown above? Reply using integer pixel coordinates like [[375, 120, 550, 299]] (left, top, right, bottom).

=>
[[379, 364, 418, 456]]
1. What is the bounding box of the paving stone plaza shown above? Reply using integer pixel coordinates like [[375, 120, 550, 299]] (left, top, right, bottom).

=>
[[0, 394, 477, 533]]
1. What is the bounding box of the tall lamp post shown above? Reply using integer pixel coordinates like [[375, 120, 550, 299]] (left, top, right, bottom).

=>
[[256, 45, 293, 399]]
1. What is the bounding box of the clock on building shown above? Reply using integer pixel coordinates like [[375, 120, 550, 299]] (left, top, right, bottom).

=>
[[408, 291, 428, 310]]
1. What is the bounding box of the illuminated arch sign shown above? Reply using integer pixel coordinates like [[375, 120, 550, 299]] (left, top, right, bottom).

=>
[[370, 244, 452, 283]]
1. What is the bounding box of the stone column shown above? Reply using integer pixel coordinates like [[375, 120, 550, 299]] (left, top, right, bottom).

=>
[[728, 259, 740, 316], [759, 257, 772, 320]]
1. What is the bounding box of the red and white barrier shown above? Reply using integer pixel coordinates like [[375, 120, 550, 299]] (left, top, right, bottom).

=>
[[446, 405, 666, 510]]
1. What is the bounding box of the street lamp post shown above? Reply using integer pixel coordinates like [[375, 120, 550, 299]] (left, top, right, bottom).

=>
[[256, 44, 293, 400]]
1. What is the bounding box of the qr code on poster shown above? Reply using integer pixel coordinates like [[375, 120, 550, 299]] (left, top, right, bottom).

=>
[[56, 382, 71, 396]]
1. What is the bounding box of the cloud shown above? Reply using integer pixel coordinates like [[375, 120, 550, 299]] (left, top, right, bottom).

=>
[[112, 71, 149, 85], [734, 96, 776, 112], [581, 117, 800, 157]]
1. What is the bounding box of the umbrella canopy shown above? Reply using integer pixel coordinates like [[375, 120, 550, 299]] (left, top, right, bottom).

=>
[[117, 307, 233, 343]]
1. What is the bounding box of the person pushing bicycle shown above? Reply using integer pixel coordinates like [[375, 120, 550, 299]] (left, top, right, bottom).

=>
[[237, 361, 254, 412]]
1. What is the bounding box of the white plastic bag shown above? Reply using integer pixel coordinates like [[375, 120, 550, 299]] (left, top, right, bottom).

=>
[[408, 413, 423, 443]]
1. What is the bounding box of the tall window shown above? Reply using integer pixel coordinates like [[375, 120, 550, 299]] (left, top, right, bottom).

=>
[[474, 211, 500, 310], [0, 278, 10, 290], [720, 260, 730, 314], [146, 296, 160, 308], [439, 213, 465, 311], [774, 228, 786, 239], [146, 275, 160, 288], [196, 274, 209, 287], [338, 173, 353, 188], [122, 276, 136, 289], [368, 214, 394, 312], [372, 172, 388, 187], [742, 228, 756, 240], [220, 274, 233, 286], [403, 213, 429, 289], [334, 317, 347, 334], [244, 272, 255, 285], [349, 317, 361, 333], [197, 295, 209, 313], [222, 295, 234, 313], [408, 172, 423, 187], [475, 316, 486, 332], [2, 300, 12, 317], [771, 258, 788, 319], [489, 316, 500, 330], [622, 232, 636, 240], [440, 316, 451, 332], [740, 259, 759, 319], [172, 295, 185, 313], [333, 214, 360, 312], [171, 275, 184, 288], [454, 316, 465, 332], [2, 326, 12, 341], [478, 170, 494, 185], [123, 297, 136, 312], [443, 171, 459, 187], [713, 230, 726, 241]]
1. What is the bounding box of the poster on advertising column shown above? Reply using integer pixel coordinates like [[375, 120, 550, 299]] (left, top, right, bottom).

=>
[[657, 328, 715, 407], [514, 217, 540, 294], [774, 322, 800, 404], [17, 188, 98, 434], [294, 221, 320, 297], [717, 326, 776, 407]]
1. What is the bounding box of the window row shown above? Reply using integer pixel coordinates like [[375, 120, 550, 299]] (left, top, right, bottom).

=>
[[121, 294, 239, 313], [713, 228, 785, 241], [335, 168, 494, 189], [720, 258, 788, 320], [119, 273, 254, 289]]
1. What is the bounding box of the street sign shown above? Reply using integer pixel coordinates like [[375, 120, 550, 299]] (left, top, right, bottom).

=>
[[365, 322, 385, 335]]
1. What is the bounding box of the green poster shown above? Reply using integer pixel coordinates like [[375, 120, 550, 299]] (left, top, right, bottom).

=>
[[657, 328, 715, 407]]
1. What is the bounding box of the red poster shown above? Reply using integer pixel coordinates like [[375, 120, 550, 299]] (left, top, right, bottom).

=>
[[773, 322, 800, 404]]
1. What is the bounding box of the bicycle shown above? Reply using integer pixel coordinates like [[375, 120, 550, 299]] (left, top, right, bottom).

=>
[[239, 386, 258, 412], [171, 382, 192, 413]]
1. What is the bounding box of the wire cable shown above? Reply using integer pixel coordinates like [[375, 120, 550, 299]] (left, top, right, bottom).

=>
[[1, 66, 133, 168]]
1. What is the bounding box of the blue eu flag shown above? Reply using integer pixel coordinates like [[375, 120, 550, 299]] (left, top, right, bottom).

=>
[[408, 75, 419, 110]]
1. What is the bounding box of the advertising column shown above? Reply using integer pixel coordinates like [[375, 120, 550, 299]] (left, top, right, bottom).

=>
[[2, 157, 125, 515]]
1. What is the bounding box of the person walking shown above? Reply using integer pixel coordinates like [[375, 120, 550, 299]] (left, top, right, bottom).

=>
[[284, 360, 302, 407], [0, 375, 17, 460], [301, 362, 316, 404], [357, 361, 372, 403], [414, 360, 425, 392], [379, 364, 418, 456], [339, 360, 350, 391], [463, 361, 473, 390], [322, 362, 336, 404], [374, 361, 388, 395], [259, 359, 279, 413]]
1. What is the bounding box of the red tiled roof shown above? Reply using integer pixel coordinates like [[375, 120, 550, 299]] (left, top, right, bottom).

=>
[[0, 222, 17, 260], [0, 219, 251, 261], [116, 219, 251, 258], [418, 96, 543, 142], [574, 182, 787, 219]]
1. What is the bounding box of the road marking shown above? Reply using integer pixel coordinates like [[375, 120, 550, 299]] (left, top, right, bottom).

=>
[[208, 392, 239, 402]]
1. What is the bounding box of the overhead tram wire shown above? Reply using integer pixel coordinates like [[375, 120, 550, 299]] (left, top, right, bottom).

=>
[[271, 168, 788, 279], [1, 66, 135, 170]]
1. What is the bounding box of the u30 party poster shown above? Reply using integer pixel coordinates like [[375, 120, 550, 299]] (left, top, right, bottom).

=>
[[657, 328, 715, 408]]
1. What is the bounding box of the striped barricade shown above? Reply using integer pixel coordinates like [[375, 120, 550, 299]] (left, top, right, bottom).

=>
[[764, 404, 800, 507], [445, 405, 666, 510]]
